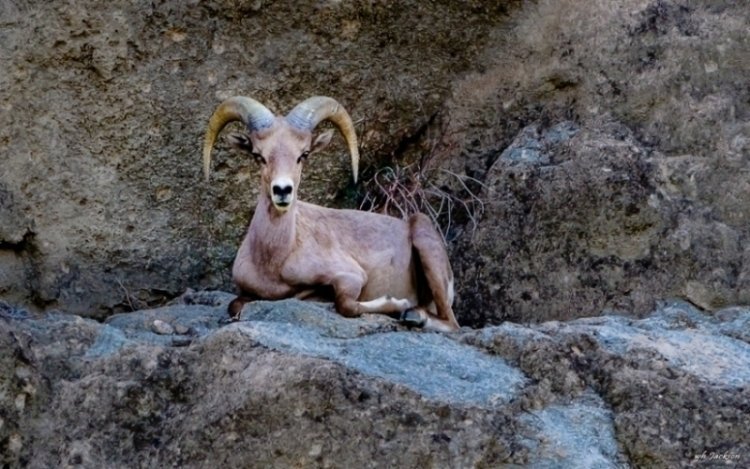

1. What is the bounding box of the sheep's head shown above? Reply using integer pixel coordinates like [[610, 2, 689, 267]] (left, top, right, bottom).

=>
[[203, 96, 359, 213]]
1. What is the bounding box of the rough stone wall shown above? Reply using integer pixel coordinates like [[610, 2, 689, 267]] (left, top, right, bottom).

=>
[[3, 1, 749, 466], [0, 0, 517, 317], [1, 0, 749, 328], [430, 0, 750, 325]]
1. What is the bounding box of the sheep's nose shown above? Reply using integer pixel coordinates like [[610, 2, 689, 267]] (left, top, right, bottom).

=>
[[272, 184, 293, 197]]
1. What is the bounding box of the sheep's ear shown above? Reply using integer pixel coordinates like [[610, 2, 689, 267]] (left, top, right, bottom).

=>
[[228, 133, 254, 153], [310, 130, 334, 155]]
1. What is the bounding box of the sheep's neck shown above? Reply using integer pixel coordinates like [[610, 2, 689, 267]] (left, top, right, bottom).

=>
[[249, 194, 296, 268]]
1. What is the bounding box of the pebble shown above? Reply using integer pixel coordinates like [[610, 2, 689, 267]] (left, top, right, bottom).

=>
[[151, 319, 174, 335]]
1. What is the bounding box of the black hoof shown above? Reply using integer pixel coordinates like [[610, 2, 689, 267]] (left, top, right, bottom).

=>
[[400, 309, 426, 328], [227, 296, 255, 322]]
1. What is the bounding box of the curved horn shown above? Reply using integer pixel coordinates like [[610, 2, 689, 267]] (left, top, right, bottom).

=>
[[202, 96, 275, 181], [285, 96, 360, 183]]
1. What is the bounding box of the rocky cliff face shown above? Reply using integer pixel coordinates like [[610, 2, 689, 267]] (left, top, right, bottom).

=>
[[1, 0, 748, 325], [2, 293, 748, 467], [0, 0, 516, 317], [434, 0, 750, 325], [2, 0, 749, 466], [2, 0, 748, 326]]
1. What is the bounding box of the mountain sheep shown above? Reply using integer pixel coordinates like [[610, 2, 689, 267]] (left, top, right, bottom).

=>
[[203, 96, 459, 332]]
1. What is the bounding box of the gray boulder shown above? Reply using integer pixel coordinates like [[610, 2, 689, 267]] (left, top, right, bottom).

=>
[[2, 294, 748, 467], [430, 0, 750, 325]]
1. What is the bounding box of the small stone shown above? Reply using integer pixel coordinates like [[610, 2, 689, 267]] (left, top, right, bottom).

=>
[[174, 324, 190, 335], [151, 319, 174, 335], [14, 366, 32, 380], [308, 443, 323, 458], [14, 394, 26, 412], [8, 433, 22, 453]]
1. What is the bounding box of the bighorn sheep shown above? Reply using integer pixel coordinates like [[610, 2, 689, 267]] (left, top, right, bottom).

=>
[[203, 96, 459, 332]]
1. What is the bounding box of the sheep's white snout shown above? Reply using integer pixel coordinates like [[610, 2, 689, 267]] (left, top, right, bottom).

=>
[[270, 177, 295, 211]]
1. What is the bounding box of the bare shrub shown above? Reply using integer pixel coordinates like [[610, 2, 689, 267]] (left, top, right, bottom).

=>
[[359, 163, 485, 242]]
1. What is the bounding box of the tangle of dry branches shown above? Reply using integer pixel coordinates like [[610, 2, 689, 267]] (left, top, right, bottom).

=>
[[359, 164, 486, 242]]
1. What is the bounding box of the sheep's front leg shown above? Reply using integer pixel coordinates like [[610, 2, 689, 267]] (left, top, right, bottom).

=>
[[329, 272, 413, 318], [228, 295, 254, 320], [330, 272, 366, 317], [357, 295, 413, 314], [283, 261, 414, 319]]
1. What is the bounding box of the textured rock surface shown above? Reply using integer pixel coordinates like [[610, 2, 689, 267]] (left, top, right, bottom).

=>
[[2, 1, 748, 464], [1, 0, 748, 329], [2, 293, 749, 467], [0, 0, 517, 316], [433, 0, 750, 325]]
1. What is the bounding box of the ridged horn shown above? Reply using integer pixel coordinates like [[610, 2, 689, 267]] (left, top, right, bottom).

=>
[[285, 96, 360, 183], [202, 96, 276, 181]]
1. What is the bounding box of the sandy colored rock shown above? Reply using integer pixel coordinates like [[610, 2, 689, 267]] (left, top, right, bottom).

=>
[[424, 0, 750, 325], [1, 1, 749, 464], [0, 0, 518, 317]]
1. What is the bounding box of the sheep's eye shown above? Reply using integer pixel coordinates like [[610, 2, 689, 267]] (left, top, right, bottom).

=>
[[252, 153, 266, 165], [297, 151, 310, 164]]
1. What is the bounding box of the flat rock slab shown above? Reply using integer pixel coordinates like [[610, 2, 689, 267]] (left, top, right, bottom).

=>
[[540, 302, 750, 387], [235, 300, 528, 407]]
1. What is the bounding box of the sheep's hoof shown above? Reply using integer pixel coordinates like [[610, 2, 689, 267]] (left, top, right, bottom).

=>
[[400, 309, 426, 328], [227, 296, 252, 322]]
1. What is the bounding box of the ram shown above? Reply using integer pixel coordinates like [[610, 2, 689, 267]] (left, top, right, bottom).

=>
[[203, 96, 459, 332]]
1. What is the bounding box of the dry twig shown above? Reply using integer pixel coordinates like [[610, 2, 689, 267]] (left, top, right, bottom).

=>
[[359, 163, 485, 242]]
